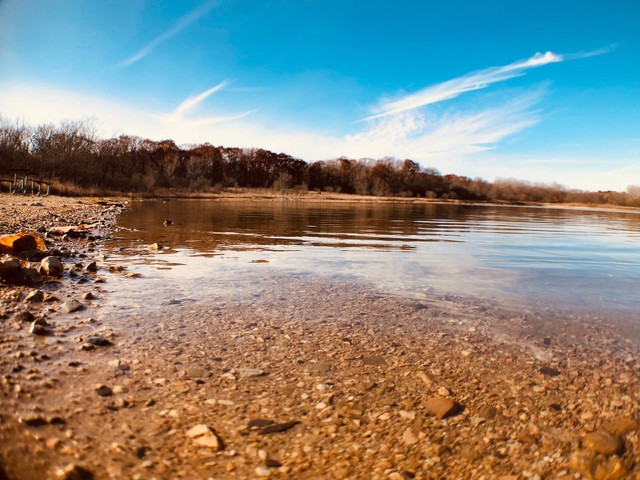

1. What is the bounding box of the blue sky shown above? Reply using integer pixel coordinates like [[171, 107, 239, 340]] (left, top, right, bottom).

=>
[[1, 0, 638, 191]]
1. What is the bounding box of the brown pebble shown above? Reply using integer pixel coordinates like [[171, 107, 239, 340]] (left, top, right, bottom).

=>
[[95, 385, 113, 397], [248, 418, 275, 429], [478, 405, 498, 420], [15, 311, 35, 323], [540, 366, 561, 377], [362, 355, 386, 366], [259, 421, 300, 434], [424, 396, 461, 419], [582, 430, 624, 456], [60, 463, 94, 480]]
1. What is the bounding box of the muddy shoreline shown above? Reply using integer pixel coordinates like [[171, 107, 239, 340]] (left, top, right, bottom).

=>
[[1, 195, 639, 479], [130, 189, 640, 215]]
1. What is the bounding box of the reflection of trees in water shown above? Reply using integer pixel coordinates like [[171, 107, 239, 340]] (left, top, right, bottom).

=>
[[116, 201, 640, 254], [119, 201, 472, 249]]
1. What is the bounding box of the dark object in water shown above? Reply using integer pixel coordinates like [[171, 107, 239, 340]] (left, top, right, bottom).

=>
[[163, 219, 173, 226]]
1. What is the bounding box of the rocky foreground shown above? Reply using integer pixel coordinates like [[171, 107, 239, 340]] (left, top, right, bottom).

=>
[[1, 194, 639, 480]]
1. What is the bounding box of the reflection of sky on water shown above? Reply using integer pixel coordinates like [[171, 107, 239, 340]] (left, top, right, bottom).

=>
[[103, 200, 640, 320]]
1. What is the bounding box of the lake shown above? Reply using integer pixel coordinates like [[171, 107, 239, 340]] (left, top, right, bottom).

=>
[[104, 199, 640, 325]]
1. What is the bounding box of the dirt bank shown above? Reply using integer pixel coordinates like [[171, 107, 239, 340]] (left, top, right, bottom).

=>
[[0, 195, 639, 480], [133, 188, 640, 213]]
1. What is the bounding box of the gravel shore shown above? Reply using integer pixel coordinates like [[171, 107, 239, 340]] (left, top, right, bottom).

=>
[[1, 194, 639, 480]]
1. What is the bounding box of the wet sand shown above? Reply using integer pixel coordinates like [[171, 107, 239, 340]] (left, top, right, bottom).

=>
[[1, 194, 639, 480]]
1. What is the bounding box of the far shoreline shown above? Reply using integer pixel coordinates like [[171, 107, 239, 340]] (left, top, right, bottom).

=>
[[107, 188, 640, 214]]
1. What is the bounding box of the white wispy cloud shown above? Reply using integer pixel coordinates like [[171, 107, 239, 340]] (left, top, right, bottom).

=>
[[363, 47, 614, 122], [154, 80, 251, 126], [172, 81, 229, 117], [345, 90, 543, 161], [0, 82, 251, 140], [362, 51, 562, 121], [563, 45, 617, 61], [117, 0, 217, 68]]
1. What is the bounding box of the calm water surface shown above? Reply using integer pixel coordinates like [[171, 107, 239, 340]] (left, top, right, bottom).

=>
[[104, 199, 640, 323]]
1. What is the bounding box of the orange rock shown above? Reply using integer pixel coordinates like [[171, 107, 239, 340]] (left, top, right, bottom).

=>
[[424, 396, 461, 419], [582, 430, 624, 456], [0, 232, 46, 253]]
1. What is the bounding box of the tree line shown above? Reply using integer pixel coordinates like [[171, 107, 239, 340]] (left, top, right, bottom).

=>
[[1, 118, 639, 207]]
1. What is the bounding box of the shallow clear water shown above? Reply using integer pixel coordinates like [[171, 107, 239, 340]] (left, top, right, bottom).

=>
[[104, 199, 640, 323]]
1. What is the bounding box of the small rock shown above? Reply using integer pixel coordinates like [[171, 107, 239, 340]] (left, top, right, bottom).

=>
[[0, 256, 21, 280], [582, 430, 624, 455], [61, 299, 85, 314], [402, 428, 419, 446], [363, 355, 386, 366], [95, 385, 113, 397], [186, 424, 211, 438], [185, 367, 206, 378], [40, 256, 64, 277], [149, 243, 164, 252], [258, 421, 300, 434], [24, 290, 44, 302], [15, 310, 36, 323], [194, 435, 222, 448], [540, 366, 561, 377], [310, 361, 332, 375], [399, 410, 416, 420], [437, 386, 451, 396], [186, 424, 223, 451], [10, 235, 38, 253], [135, 446, 151, 459], [255, 466, 271, 477], [86, 335, 112, 346], [30, 319, 51, 336], [478, 405, 498, 420], [108, 359, 129, 371], [20, 267, 43, 285], [248, 419, 275, 430], [424, 396, 461, 419], [415, 370, 433, 385], [239, 368, 266, 378], [49, 416, 66, 425], [46, 438, 61, 449], [83, 292, 95, 300], [57, 463, 94, 480], [20, 414, 48, 427], [85, 262, 98, 273]]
